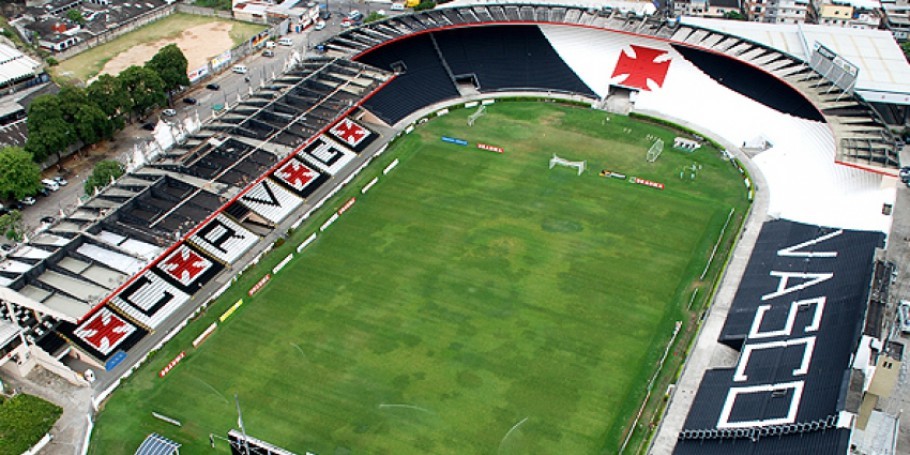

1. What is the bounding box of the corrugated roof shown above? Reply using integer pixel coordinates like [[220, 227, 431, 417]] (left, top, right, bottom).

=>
[[135, 433, 180, 455], [0, 44, 40, 87], [681, 17, 910, 104]]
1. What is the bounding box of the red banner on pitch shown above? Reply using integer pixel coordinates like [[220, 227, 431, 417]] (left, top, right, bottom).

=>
[[159, 351, 186, 378], [632, 177, 665, 190], [477, 143, 504, 154], [338, 197, 356, 215], [248, 274, 271, 296]]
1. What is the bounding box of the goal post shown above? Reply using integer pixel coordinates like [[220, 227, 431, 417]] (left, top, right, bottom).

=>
[[467, 105, 486, 127], [549, 154, 586, 176], [646, 138, 665, 163]]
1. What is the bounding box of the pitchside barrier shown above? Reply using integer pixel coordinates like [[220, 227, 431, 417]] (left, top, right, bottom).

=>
[[78, 414, 94, 455]]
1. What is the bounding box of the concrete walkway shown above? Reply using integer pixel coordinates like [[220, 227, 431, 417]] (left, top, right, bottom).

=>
[[639, 109, 771, 455]]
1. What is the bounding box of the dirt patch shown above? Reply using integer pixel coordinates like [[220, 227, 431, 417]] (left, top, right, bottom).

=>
[[97, 22, 234, 78]]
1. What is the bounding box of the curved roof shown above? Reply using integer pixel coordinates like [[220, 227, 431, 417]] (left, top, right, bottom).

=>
[[321, 4, 900, 173]]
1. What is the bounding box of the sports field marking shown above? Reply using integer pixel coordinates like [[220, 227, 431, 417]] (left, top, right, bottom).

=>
[[289, 342, 307, 357], [498, 416, 529, 451], [190, 375, 229, 404]]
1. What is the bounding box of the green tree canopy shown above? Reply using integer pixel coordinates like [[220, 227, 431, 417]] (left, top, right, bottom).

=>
[[25, 94, 74, 163], [0, 147, 42, 200], [146, 44, 190, 94], [87, 74, 129, 130], [363, 11, 387, 23], [66, 9, 85, 26], [118, 65, 167, 120], [0, 210, 23, 241], [84, 160, 125, 195], [73, 103, 113, 145], [902, 42, 910, 62], [57, 84, 113, 145]]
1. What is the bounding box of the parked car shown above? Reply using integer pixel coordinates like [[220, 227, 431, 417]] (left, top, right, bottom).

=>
[[40, 216, 55, 224], [183, 97, 198, 105], [206, 83, 221, 90], [319, 10, 331, 20], [348, 9, 362, 21], [162, 108, 177, 117], [141, 122, 155, 131], [0, 244, 13, 252], [19, 196, 36, 206], [53, 176, 68, 186], [41, 179, 60, 191], [899, 301, 910, 334], [263, 49, 275, 58], [314, 21, 326, 31], [341, 17, 353, 27], [36, 188, 49, 197], [900, 166, 910, 183]]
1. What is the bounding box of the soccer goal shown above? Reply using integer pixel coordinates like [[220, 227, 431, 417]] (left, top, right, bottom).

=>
[[549, 154, 586, 176], [646, 138, 665, 163], [467, 105, 486, 127]]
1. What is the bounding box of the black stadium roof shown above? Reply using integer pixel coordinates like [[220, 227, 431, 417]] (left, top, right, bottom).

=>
[[675, 220, 883, 455]]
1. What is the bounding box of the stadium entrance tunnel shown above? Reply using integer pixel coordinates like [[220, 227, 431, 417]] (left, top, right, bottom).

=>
[[670, 44, 825, 123]]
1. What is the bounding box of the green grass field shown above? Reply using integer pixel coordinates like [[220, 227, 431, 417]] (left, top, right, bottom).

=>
[[53, 13, 265, 83], [0, 394, 63, 454], [90, 101, 749, 454]]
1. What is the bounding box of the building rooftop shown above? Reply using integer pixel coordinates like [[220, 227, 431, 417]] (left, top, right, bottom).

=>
[[681, 17, 910, 105]]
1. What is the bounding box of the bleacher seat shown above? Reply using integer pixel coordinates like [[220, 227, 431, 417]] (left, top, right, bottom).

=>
[[433, 25, 595, 96], [355, 34, 460, 124]]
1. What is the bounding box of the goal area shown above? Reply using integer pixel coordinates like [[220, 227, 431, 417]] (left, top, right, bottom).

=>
[[549, 154, 586, 175]]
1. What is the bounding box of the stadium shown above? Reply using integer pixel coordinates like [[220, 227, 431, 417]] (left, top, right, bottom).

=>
[[0, 3, 905, 455]]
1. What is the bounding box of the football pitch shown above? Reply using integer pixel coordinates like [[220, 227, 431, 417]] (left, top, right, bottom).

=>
[[90, 101, 749, 454]]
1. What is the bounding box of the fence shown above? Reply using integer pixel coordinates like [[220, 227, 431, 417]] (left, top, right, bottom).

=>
[[175, 4, 236, 19], [54, 5, 177, 61]]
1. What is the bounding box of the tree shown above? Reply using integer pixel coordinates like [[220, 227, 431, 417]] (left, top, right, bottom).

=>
[[56, 85, 114, 144], [146, 44, 190, 95], [84, 160, 125, 195], [72, 103, 113, 145], [87, 74, 129, 130], [0, 147, 42, 200], [118, 65, 167, 120], [66, 9, 85, 26], [363, 11, 387, 23], [25, 95, 74, 164], [413, 1, 436, 11], [902, 42, 910, 63], [0, 210, 23, 241], [724, 10, 746, 20]]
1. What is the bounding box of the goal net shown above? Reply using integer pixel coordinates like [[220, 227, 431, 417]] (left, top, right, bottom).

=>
[[467, 105, 486, 127], [549, 154, 586, 176], [646, 138, 665, 163]]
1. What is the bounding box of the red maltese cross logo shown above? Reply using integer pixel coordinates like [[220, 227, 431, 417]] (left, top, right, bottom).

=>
[[611, 45, 671, 92]]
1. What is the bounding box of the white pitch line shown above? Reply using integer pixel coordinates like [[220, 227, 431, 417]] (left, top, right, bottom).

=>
[[289, 342, 307, 357], [378, 403, 432, 414], [498, 417, 529, 452], [192, 376, 229, 404]]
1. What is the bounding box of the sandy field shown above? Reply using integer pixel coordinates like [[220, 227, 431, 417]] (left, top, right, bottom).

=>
[[98, 22, 235, 77]]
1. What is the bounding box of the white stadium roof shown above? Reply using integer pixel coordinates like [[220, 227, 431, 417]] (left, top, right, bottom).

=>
[[680, 17, 910, 105], [0, 43, 41, 87]]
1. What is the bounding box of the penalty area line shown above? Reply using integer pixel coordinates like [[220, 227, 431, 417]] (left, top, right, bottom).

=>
[[498, 416, 529, 452]]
